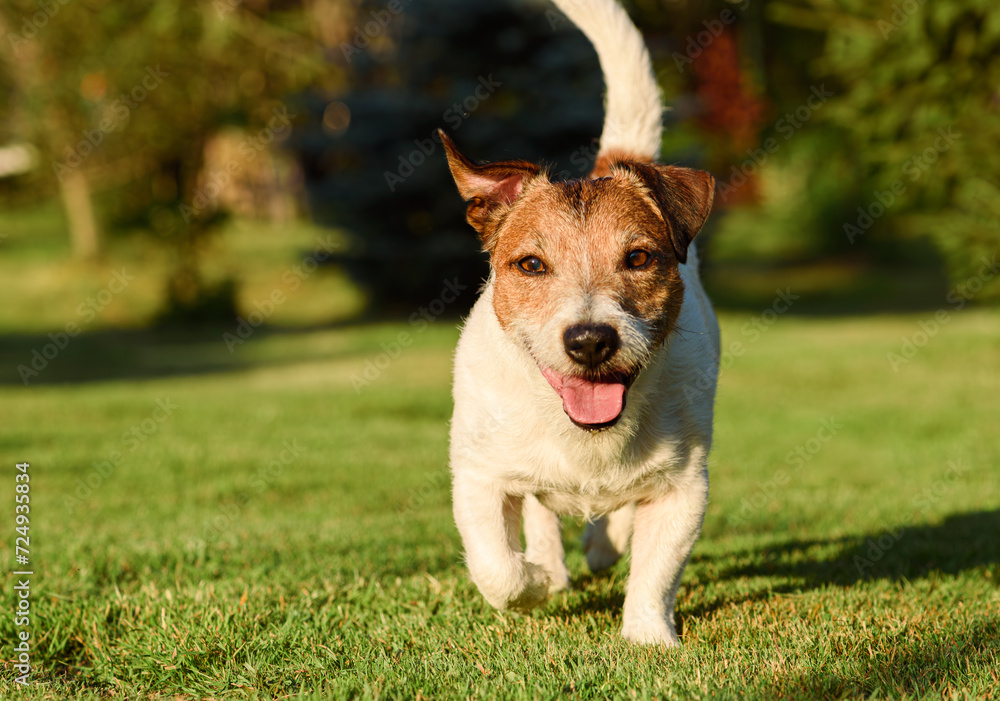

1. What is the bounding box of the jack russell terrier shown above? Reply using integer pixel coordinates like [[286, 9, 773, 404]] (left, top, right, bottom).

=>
[[439, 0, 718, 645]]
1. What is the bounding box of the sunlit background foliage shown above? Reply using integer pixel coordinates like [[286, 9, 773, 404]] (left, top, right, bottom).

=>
[[1, 0, 996, 329]]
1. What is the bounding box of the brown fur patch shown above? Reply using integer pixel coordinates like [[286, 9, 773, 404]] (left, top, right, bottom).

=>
[[439, 130, 543, 252], [590, 150, 650, 179], [441, 134, 716, 373], [610, 161, 715, 264], [490, 174, 688, 363]]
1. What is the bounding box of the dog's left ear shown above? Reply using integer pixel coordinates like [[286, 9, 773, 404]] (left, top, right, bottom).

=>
[[620, 163, 715, 264], [438, 129, 544, 253]]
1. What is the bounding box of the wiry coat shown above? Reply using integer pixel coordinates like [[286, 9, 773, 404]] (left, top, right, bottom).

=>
[[443, 0, 719, 645]]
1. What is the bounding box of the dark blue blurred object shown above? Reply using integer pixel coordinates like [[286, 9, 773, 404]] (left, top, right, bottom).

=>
[[291, 0, 605, 313]]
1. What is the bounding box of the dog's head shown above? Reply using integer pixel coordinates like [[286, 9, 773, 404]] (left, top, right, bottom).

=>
[[440, 130, 714, 430]]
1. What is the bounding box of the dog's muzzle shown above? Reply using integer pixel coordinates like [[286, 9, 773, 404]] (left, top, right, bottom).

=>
[[537, 323, 636, 430]]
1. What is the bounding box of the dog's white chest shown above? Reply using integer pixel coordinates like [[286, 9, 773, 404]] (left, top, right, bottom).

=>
[[449, 287, 703, 517]]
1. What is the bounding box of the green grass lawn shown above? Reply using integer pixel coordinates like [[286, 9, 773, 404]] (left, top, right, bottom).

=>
[[1, 300, 998, 698]]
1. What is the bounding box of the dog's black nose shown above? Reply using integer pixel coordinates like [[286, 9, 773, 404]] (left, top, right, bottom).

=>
[[563, 324, 620, 368]]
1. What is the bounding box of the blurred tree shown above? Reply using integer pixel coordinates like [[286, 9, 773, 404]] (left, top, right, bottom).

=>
[[292, 0, 609, 311], [632, 0, 770, 205], [769, 0, 1000, 300], [0, 0, 335, 317]]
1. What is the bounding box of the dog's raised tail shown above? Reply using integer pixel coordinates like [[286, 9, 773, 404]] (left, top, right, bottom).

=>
[[551, 0, 663, 164]]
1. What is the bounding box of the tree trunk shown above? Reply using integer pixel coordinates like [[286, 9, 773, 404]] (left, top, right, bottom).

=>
[[58, 169, 100, 260]]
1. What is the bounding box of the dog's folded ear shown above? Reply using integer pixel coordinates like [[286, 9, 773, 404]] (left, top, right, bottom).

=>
[[617, 162, 715, 264], [438, 129, 544, 252]]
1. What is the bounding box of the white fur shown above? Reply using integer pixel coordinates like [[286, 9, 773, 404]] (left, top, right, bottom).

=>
[[551, 0, 663, 159], [448, 0, 719, 646], [451, 246, 719, 644]]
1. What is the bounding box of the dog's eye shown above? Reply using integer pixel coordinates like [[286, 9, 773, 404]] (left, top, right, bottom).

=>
[[517, 256, 546, 274], [626, 250, 652, 269]]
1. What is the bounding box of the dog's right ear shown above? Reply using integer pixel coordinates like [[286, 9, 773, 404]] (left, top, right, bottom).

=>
[[438, 129, 544, 252], [614, 161, 715, 265]]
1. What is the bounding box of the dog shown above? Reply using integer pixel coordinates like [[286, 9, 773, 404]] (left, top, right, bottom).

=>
[[439, 0, 718, 646]]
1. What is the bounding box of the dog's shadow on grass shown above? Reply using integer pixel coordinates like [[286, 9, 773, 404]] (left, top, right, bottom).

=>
[[767, 617, 1000, 698], [693, 508, 1000, 618], [552, 512, 1000, 695], [556, 509, 999, 629], [557, 572, 626, 617]]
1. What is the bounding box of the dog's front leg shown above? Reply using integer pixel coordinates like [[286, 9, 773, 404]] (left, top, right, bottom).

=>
[[523, 494, 571, 592], [621, 470, 708, 646], [452, 474, 550, 612]]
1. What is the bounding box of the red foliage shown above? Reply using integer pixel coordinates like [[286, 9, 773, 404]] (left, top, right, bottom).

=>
[[691, 29, 768, 204]]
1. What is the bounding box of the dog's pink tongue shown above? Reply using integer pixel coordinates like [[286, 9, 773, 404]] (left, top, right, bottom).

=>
[[562, 376, 625, 424], [541, 368, 626, 425]]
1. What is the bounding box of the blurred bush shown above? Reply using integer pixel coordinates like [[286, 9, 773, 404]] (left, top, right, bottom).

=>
[[2, 0, 996, 325], [291, 0, 608, 311], [768, 0, 1000, 300], [0, 0, 333, 321]]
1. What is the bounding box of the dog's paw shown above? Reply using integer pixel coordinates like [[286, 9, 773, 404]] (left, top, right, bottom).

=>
[[583, 526, 623, 573], [543, 561, 571, 594], [621, 616, 680, 647], [505, 562, 551, 612], [525, 554, 571, 593]]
